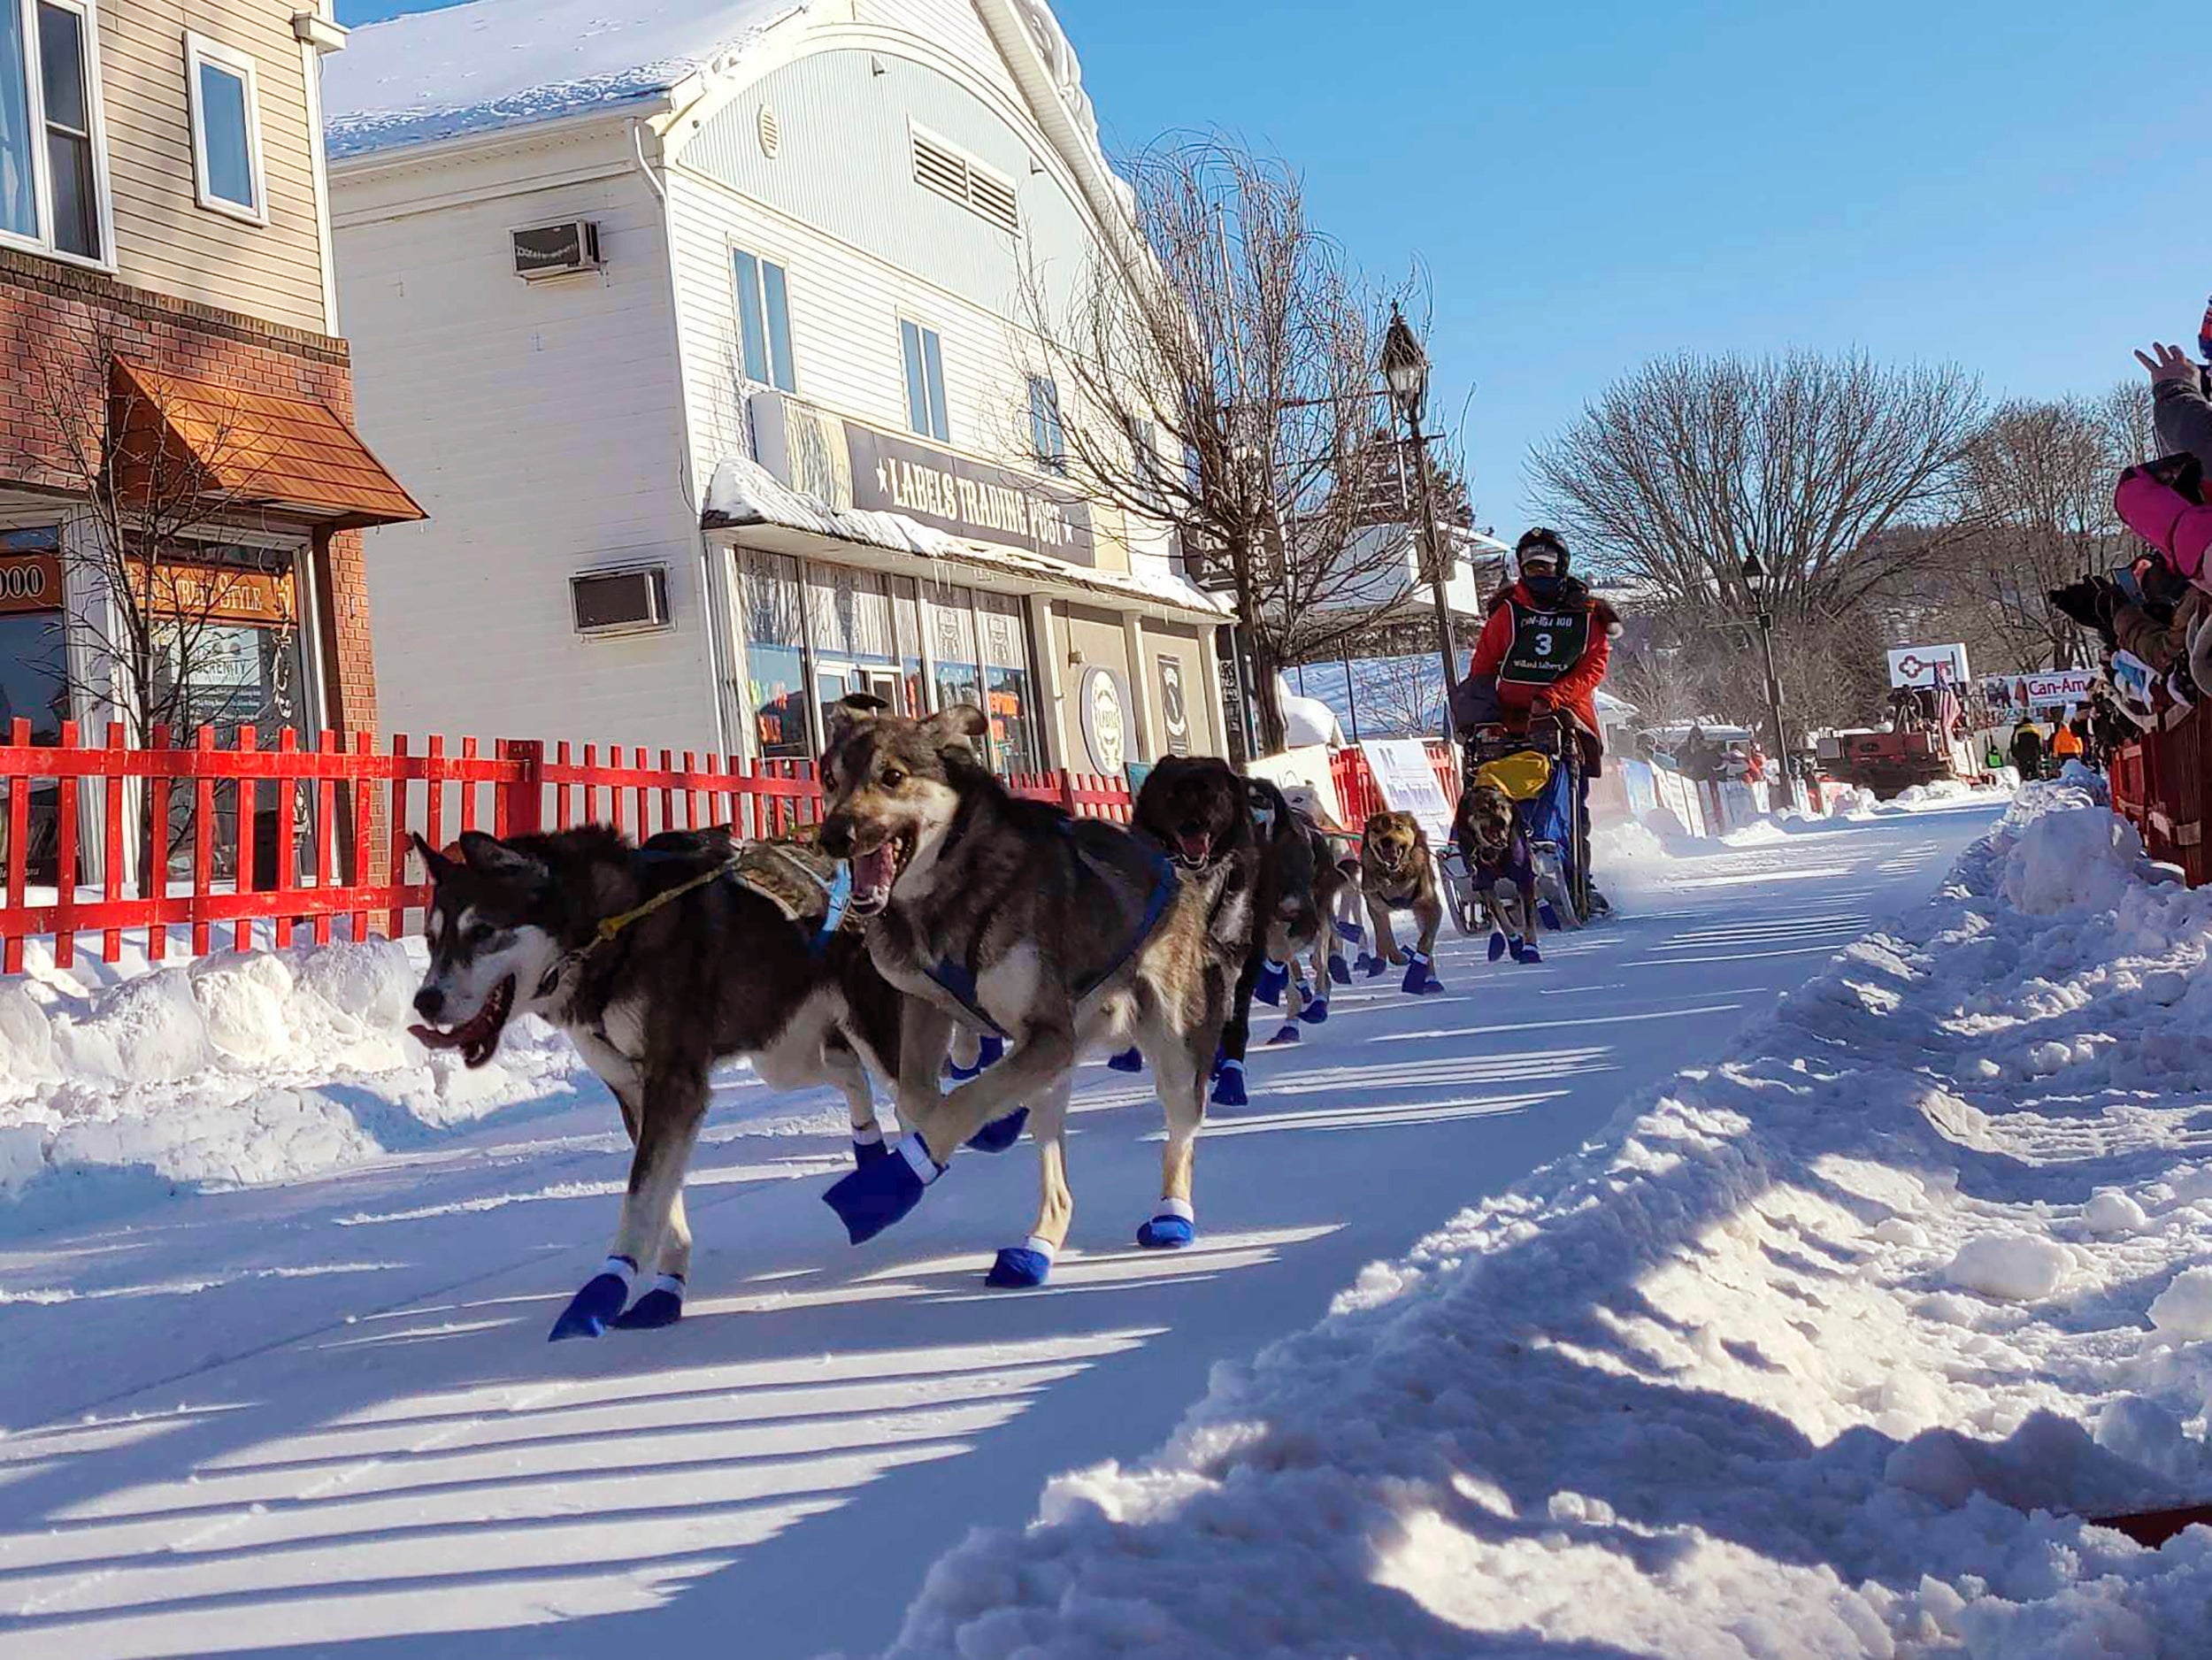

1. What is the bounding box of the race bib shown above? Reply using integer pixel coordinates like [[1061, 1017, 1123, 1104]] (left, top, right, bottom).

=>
[[1498, 602, 1591, 688]]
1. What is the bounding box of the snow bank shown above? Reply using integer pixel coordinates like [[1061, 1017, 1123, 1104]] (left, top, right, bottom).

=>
[[0, 940, 585, 1215], [888, 780, 2212, 1658]]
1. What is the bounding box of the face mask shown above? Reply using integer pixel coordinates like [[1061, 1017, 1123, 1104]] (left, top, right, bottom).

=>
[[1522, 572, 1563, 603]]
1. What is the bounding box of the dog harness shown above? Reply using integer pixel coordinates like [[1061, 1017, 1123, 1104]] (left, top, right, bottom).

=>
[[921, 818, 1179, 1041]]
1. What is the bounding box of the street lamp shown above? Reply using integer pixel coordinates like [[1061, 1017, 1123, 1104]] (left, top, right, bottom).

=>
[[1740, 552, 1793, 803], [1379, 306, 1456, 740]]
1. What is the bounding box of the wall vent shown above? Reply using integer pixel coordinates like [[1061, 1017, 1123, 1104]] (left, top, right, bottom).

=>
[[757, 104, 781, 158], [910, 126, 1019, 236]]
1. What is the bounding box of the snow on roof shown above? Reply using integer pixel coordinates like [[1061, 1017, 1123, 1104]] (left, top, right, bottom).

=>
[[324, 0, 809, 160], [702, 452, 1231, 619]]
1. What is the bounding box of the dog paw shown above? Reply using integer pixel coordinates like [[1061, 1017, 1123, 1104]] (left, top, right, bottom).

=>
[[1107, 1046, 1145, 1074], [965, 1106, 1029, 1154], [1488, 931, 1509, 963], [1137, 1203, 1195, 1249], [822, 1134, 939, 1244], [1270, 1022, 1301, 1046], [1515, 938, 1543, 964], [986, 1241, 1055, 1288], [1254, 958, 1289, 1007], [1210, 1059, 1248, 1107], [548, 1260, 635, 1342], [610, 1276, 685, 1331], [1539, 899, 1562, 932], [1327, 953, 1352, 986], [1298, 997, 1329, 1025]]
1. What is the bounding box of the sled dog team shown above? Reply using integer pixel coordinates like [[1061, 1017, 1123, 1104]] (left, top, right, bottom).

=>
[[410, 698, 1494, 1340]]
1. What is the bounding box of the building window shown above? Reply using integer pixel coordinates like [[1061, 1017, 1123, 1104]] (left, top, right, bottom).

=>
[[901, 319, 949, 443], [738, 549, 810, 760], [1125, 415, 1167, 512], [185, 32, 265, 224], [1028, 376, 1065, 476], [922, 579, 981, 736], [0, 0, 105, 261], [977, 590, 1040, 772], [732, 248, 795, 393]]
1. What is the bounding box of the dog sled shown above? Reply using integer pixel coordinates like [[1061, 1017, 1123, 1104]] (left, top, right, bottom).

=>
[[1442, 716, 1594, 938]]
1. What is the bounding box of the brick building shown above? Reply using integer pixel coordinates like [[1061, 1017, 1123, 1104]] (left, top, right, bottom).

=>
[[0, 1, 417, 782]]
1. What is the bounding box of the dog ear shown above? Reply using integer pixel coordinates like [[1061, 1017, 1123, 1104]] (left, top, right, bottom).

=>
[[921, 702, 987, 752], [827, 694, 888, 743], [457, 830, 549, 886], [410, 832, 455, 882]]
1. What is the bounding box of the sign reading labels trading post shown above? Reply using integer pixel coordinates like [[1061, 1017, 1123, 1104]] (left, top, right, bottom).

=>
[[846, 425, 1094, 565]]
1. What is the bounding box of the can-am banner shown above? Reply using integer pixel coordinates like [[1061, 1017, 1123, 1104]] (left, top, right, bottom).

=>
[[1981, 669, 2096, 711]]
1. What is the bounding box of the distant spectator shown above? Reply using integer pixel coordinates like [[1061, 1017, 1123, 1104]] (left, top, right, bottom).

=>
[[2009, 720, 2046, 780], [2050, 718, 2085, 765]]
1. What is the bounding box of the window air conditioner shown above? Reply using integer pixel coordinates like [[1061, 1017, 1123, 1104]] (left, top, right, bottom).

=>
[[512, 219, 603, 280], [571, 566, 669, 635]]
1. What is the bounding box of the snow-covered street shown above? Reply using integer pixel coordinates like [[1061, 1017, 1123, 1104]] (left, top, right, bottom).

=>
[[0, 801, 2001, 1659]]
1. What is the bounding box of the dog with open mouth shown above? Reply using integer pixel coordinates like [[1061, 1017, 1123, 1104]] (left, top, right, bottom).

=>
[[410, 825, 904, 1340], [1453, 779, 1540, 963], [1359, 809, 1446, 992], [813, 698, 1239, 1288]]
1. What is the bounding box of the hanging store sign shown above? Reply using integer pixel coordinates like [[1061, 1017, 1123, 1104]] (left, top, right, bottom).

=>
[[845, 426, 1094, 565]]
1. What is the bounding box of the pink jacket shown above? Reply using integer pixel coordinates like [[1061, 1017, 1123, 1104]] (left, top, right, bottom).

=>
[[2116, 466, 2212, 584]]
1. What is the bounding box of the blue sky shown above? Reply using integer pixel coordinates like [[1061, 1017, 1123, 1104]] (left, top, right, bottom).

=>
[[336, 0, 2211, 532]]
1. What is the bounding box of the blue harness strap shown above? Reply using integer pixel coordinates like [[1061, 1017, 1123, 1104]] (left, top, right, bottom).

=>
[[925, 826, 1178, 1041]]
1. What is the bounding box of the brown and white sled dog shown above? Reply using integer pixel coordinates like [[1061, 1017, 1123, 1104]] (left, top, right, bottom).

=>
[[814, 699, 1240, 1287], [408, 826, 902, 1340], [1359, 810, 1448, 994]]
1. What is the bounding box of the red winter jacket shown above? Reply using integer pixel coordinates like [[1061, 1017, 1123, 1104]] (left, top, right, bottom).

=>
[[1467, 579, 1620, 766], [2116, 465, 2212, 585]]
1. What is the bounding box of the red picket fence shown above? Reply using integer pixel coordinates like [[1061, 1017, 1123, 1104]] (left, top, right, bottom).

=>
[[1329, 742, 1462, 826], [0, 726, 1466, 972]]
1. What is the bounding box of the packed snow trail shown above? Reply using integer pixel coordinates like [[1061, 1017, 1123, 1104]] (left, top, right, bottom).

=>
[[0, 803, 2000, 1660]]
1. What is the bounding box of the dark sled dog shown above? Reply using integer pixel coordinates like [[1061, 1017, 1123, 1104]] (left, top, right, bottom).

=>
[[1453, 777, 1540, 963], [1359, 809, 1447, 993], [1129, 756, 1293, 1105], [813, 700, 1238, 1287], [409, 826, 902, 1339]]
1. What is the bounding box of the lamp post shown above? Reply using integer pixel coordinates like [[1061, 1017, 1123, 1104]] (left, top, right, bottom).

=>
[[1379, 306, 1456, 741], [1740, 552, 1792, 803]]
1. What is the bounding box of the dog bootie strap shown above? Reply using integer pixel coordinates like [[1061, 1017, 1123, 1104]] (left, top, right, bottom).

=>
[[1138, 1196, 1195, 1249], [987, 1233, 1056, 1288], [549, 1255, 638, 1342]]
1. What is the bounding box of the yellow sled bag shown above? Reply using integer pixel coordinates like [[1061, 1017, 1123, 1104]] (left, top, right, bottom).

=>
[[1475, 750, 1554, 803]]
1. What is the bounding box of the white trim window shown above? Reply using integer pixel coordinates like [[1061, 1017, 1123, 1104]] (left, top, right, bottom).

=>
[[730, 247, 795, 393], [0, 0, 110, 265], [901, 318, 949, 444], [184, 32, 265, 225]]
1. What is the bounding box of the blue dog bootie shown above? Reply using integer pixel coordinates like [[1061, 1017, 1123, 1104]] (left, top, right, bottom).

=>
[[549, 1255, 636, 1341], [1107, 1045, 1146, 1074], [611, 1272, 685, 1330], [1298, 994, 1329, 1025], [823, 1133, 941, 1244], [1254, 957, 1290, 1007], [851, 1126, 889, 1168], [1514, 936, 1542, 964], [986, 1233, 1056, 1288], [1337, 918, 1363, 943], [1539, 898, 1563, 932], [1327, 951, 1352, 986], [1488, 930, 1509, 963], [965, 1106, 1029, 1154], [1358, 950, 1387, 980], [1402, 950, 1444, 995], [1270, 1021, 1301, 1046], [1211, 1057, 1248, 1107], [945, 1032, 1006, 1083], [1137, 1197, 1196, 1249]]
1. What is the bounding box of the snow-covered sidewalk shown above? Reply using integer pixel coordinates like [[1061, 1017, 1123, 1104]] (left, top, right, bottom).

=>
[[888, 778, 2212, 1659]]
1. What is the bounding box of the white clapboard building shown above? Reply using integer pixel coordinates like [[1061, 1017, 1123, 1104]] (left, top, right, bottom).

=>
[[322, 0, 1231, 775]]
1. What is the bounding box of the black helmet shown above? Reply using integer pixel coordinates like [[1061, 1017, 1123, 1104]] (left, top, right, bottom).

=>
[[1516, 526, 1571, 576]]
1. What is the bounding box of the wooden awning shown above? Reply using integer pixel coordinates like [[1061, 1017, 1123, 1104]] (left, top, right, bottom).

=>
[[111, 359, 424, 531]]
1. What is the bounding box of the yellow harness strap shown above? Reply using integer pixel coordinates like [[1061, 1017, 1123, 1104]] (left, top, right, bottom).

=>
[[592, 855, 741, 947]]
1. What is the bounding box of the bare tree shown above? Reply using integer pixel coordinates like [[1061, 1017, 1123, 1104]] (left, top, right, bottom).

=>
[[1348, 652, 1444, 738], [15, 325, 303, 750], [1017, 135, 1419, 752], [1530, 350, 1984, 621]]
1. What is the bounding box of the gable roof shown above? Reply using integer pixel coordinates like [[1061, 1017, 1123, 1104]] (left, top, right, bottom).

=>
[[323, 0, 809, 160]]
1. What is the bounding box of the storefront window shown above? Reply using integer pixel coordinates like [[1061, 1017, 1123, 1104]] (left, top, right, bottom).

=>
[[739, 549, 810, 759], [977, 590, 1040, 772], [923, 579, 984, 749], [152, 622, 305, 738], [0, 526, 65, 743], [889, 575, 928, 717]]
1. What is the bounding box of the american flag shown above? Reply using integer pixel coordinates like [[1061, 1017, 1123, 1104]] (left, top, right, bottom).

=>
[[1932, 663, 1962, 740]]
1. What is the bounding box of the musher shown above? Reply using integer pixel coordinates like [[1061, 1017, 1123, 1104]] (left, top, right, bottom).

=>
[[1456, 527, 1622, 915]]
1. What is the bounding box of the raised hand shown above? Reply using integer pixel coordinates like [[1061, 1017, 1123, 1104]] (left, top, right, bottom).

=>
[[2135, 342, 2199, 386]]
